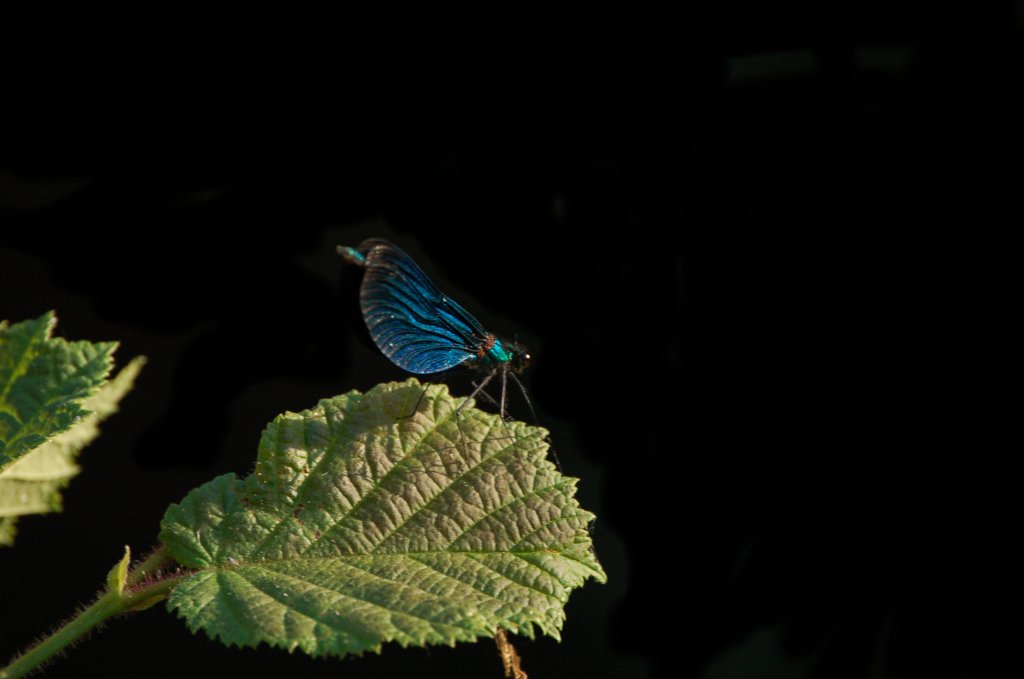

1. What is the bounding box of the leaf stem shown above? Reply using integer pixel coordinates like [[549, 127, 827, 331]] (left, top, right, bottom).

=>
[[125, 546, 176, 588], [1, 549, 183, 679]]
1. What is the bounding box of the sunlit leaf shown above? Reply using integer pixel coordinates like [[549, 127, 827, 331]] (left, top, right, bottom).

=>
[[161, 380, 604, 659]]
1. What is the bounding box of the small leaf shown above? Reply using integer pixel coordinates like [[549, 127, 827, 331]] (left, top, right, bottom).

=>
[[0, 356, 144, 544], [0, 313, 143, 546], [0, 312, 116, 465], [160, 380, 605, 660], [107, 545, 131, 595]]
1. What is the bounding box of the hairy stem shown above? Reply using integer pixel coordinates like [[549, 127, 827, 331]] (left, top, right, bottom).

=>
[[125, 546, 176, 588], [1, 548, 182, 679]]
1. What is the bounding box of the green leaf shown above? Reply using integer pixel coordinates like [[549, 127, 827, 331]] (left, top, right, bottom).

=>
[[107, 545, 131, 595], [0, 313, 143, 546], [160, 380, 605, 659], [0, 312, 117, 466]]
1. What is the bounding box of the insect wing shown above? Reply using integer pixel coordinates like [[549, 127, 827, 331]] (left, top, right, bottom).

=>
[[357, 239, 487, 374]]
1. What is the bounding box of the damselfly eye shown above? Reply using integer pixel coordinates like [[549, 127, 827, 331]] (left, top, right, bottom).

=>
[[511, 349, 531, 374]]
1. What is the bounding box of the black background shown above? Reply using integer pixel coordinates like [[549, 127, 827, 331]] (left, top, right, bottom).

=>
[[1, 8, 1016, 679]]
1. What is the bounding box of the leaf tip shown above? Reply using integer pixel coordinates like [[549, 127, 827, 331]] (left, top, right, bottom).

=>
[[106, 545, 131, 594]]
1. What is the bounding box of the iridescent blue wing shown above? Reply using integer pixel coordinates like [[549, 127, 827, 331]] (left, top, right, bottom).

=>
[[354, 238, 489, 374]]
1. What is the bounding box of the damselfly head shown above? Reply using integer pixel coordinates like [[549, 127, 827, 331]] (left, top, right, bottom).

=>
[[506, 341, 532, 374]]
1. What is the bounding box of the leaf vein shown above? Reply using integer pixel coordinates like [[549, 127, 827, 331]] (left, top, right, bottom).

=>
[[297, 398, 461, 554], [442, 478, 568, 550], [365, 423, 539, 553], [510, 513, 584, 551], [0, 318, 46, 403], [461, 553, 562, 603], [248, 563, 473, 633], [405, 553, 528, 607]]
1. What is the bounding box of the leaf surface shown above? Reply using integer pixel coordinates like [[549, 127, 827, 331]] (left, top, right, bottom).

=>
[[0, 313, 142, 545], [0, 312, 116, 465], [160, 380, 604, 658]]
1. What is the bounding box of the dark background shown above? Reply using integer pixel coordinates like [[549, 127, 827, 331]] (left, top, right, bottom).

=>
[[1, 8, 1016, 679]]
